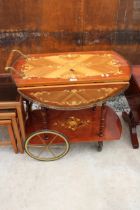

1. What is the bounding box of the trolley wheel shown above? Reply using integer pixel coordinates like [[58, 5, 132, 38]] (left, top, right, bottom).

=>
[[97, 141, 103, 152], [25, 130, 70, 161]]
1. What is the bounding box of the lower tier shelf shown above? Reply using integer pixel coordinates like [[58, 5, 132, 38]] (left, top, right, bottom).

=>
[[26, 105, 122, 143]]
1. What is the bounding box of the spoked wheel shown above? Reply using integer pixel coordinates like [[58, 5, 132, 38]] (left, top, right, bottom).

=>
[[25, 130, 70, 161]]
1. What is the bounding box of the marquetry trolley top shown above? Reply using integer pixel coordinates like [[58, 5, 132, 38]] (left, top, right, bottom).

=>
[[7, 50, 131, 110]]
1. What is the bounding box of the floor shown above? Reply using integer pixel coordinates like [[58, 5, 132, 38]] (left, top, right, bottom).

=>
[[0, 112, 140, 210]]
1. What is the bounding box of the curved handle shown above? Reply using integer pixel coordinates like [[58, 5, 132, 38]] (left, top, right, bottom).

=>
[[5, 66, 24, 77], [5, 49, 28, 72], [5, 66, 16, 72], [12, 49, 28, 58]]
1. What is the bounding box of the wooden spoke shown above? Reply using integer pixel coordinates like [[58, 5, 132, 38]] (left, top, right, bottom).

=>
[[37, 134, 47, 144]]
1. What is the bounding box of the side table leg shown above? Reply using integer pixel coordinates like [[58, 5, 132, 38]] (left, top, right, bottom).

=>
[[17, 105, 26, 142], [7, 124, 18, 153], [41, 107, 48, 129], [41, 107, 49, 140], [12, 117, 24, 153], [122, 111, 139, 149]]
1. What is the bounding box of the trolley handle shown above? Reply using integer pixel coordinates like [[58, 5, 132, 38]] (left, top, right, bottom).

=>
[[5, 49, 28, 73]]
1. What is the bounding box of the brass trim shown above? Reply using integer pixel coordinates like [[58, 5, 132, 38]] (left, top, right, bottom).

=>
[[5, 66, 24, 77], [18, 82, 129, 90], [18, 84, 128, 110], [11, 49, 28, 58]]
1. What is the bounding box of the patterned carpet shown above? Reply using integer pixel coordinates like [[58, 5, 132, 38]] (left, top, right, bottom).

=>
[[107, 94, 129, 112]]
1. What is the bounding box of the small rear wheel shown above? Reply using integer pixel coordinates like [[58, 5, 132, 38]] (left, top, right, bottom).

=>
[[97, 141, 103, 152], [25, 130, 70, 161]]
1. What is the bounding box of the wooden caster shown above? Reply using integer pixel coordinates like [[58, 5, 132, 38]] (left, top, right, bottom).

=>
[[97, 141, 103, 152]]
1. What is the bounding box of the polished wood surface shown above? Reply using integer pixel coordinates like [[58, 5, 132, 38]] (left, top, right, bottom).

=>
[[18, 83, 128, 110], [26, 106, 122, 143], [12, 51, 130, 86], [0, 111, 24, 153], [10, 50, 130, 109], [0, 0, 140, 74], [0, 78, 26, 142]]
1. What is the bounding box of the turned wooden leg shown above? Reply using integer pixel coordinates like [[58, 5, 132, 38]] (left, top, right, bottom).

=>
[[26, 101, 33, 116], [7, 123, 18, 153], [17, 105, 26, 141], [40, 108, 49, 140], [41, 107, 48, 128], [98, 103, 106, 137], [12, 117, 24, 153], [122, 111, 139, 149]]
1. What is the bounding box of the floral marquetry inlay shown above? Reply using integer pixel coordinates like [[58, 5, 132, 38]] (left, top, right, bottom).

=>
[[29, 87, 119, 109], [53, 116, 91, 131], [20, 53, 123, 80]]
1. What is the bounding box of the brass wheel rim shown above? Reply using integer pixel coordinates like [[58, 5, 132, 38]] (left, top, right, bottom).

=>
[[25, 130, 70, 161]]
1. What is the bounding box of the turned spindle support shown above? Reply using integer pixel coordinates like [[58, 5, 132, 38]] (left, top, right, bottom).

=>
[[98, 102, 106, 137]]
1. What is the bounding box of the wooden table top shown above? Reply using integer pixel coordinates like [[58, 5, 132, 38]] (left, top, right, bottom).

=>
[[9, 50, 131, 109], [12, 51, 131, 88]]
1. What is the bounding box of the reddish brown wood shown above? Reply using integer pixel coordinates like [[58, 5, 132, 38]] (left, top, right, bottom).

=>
[[26, 106, 122, 143], [0, 111, 24, 153], [0, 0, 140, 73], [83, 0, 119, 30], [8, 51, 130, 111], [11, 51, 130, 87], [8, 50, 129, 147], [0, 75, 26, 143]]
